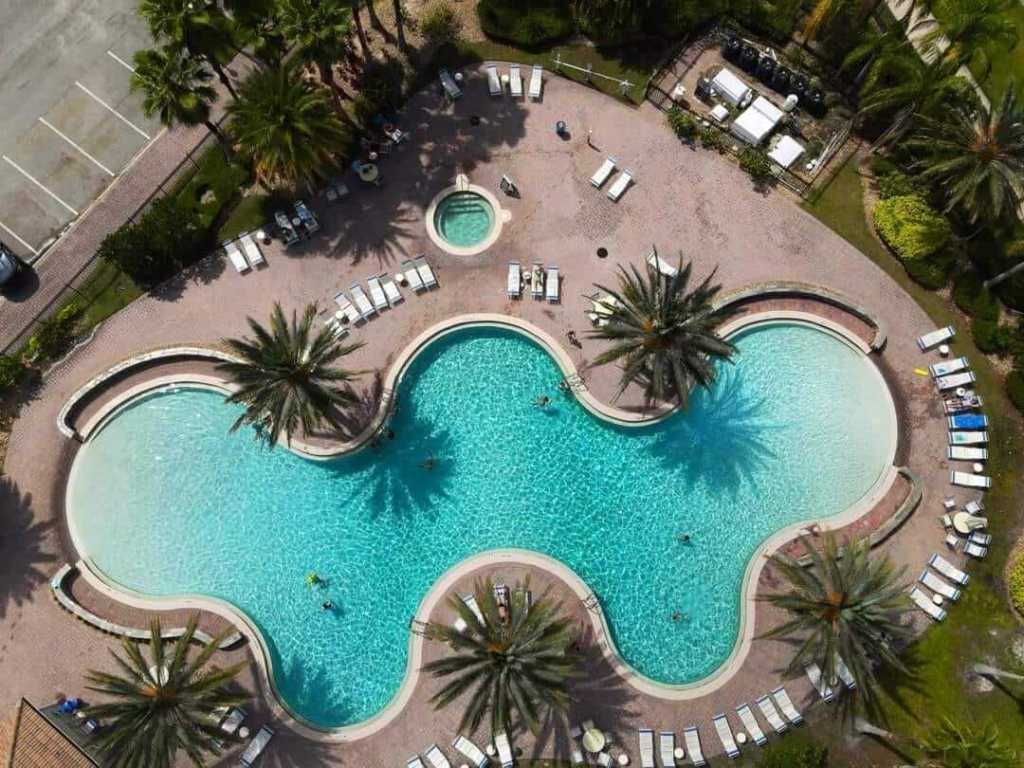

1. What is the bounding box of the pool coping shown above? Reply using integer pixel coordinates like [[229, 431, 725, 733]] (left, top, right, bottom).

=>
[[62, 308, 901, 741]]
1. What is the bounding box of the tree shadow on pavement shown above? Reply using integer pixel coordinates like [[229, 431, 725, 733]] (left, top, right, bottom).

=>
[[0, 475, 56, 620]]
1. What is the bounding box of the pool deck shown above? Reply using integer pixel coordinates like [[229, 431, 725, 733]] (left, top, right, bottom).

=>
[[0, 63, 969, 764]]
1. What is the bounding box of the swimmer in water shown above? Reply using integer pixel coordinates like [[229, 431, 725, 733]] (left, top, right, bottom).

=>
[[534, 394, 551, 408], [322, 600, 333, 611], [677, 533, 691, 543], [672, 610, 682, 622], [421, 456, 437, 471]]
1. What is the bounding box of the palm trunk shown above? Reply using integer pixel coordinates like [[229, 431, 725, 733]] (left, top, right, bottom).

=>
[[318, 62, 359, 128], [365, 0, 386, 35], [972, 663, 1024, 683], [351, 1, 371, 59], [204, 120, 235, 163], [392, 0, 407, 51], [208, 58, 239, 100]]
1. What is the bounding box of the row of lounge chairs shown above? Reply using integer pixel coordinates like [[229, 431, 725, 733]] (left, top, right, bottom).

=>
[[408, 735, 488, 768], [590, 155, 634, 202], [224, 232, 266, 274], [328, 256, 437, 337], [485, 63, 544, 100], [911, 553, 972, 621], [508, 261, 559, 302]]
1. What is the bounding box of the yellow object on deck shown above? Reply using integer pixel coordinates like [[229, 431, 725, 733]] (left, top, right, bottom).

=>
[[914, 368, 929, 377]]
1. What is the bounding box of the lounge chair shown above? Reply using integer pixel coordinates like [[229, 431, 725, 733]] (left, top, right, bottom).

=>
[[910, 586, 946, 621], [804, 663, 835, 703], [929, 553, 970, 585], [937, 371, 976, 391], [224, 240, 249, 273], [949, 430, 988, 445], [403, 259, 426, 292], [571, 748, 585, 766], [638, 728, 656, 768], [529, 64, 543, 100], [295, 200, 319, 233], [334, 292, 362, 325], [965, 541, 988, 558], [545, 265, 560, 303], [220, 707, 245, 734], [965, 499, 985, 515], [756, 694, 788, 734], [659, 731, 676, 766], [917, 325, 955, 350], [590, 156, 617, 188], [930, 356, 968, 378], [607, 169, 634, 202], [835, 655, 857, 690], [713, 714, 740, 759], [773, 685, 806, 722], [920, 569, 961, 601], [969, 531, 992, 546], [453, 593, 484, 633], [647, 249, 678, 278], [948, 446, 988, 461], [507, 262, 521, 298], [494, 731, 514, 768], [350, 283, 376, 318], [382, 274, 404, 306], [486, 64, 501, 96], [240, 725, 273, 767], [274, 210, 300, 245], [945, 532, 960, 550], [409, 757, 427, 768], [951, 471, 991, 489], [509, 64, 522, 97], [367, 275, 389, 311], [683, 727, 705, 767], [439, 68, 462, 99], [735, 703, 767, 746], [415, 255, 438, 288], [948, 413, 988, 430], [531, 262, 544, 298], [452, 735, 489, 768], [240, 233, 265, 267]]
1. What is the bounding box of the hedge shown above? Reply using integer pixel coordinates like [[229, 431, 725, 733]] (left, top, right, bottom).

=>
[[1010, 548, 1024, 614], [477, 0, 574, 48], [877, 170, 923, 200], [1008, 370, 1024, 415], [953, 272, 1000, 321], [873, 195, 952, 261], [0, 355, 22, 391], [973, 318, 1013, 355]]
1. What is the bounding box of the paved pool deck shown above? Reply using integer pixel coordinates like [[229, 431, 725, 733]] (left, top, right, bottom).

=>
[[0, 64, 969, 765]]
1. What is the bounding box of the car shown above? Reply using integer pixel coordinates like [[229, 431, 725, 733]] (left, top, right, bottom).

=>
[[0, 241, 24, 293]]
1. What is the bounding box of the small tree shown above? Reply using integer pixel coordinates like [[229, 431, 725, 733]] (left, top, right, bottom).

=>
[[420, 0, 462, 47], [0, 355, 24, 390], [699, 126, 726, 153], [667, 107, 698, 140], [920, 718, 1017, 768], [873, 195, 952, 261]]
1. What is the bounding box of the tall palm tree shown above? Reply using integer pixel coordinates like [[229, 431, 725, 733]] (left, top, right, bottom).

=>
[[423, 578, 582, 736], [906, 82, 1024, 225], [84, 616, 247, 768], [277, 0, 354, 100], [758, 534, 913, 713], [218, 303, 364, 447], [131, 46, 232, 161], [586, 253, 737, 406], [139, 0, 239, 99], [228, 63, 351, 190], [915, 0, 1019, 79], [920, 718, 1018, 767]]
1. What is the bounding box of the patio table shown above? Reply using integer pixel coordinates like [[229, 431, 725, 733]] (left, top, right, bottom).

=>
[[582, 729, 605, 754]]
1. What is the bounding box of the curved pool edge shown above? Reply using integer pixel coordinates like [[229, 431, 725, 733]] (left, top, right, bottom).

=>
[[425, 180, 509, 257], [63, 310, 901, 741]]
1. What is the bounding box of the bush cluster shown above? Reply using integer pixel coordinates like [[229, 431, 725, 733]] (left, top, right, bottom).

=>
[[757, 741, 830, 768], [0, 355, 23, 392], [699, 126, 727, 153], [667, 107, 698, 140], [24, 304, 81, 362], [877, 170, 923, 200], [1008, 370, 1024, 415], [953, 272, 1000, 321], [1009, 551, 1024, 615], [873, 195, 952, 262], [420, 0, 463, 47], [477, 0, 574, 47], [738, 147, 774, 185]]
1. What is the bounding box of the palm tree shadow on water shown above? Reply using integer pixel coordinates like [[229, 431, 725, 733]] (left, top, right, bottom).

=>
[[645, 366, 782, 498]]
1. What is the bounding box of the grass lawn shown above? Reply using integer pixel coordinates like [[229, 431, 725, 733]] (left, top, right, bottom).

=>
[[71, 260, 143, 331], [218, 193, 274, 243], [805, 154, 1024, 756]]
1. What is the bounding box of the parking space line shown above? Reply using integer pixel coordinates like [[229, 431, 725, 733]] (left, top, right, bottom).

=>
[[39, 118, 116, 177], [2, 155, 79, 216], [106, 49, 136, 73], [74, 81, 151, 140], [0, 220, 39, 255]]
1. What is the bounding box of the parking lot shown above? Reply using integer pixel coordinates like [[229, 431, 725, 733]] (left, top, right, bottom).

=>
[[0, 0, 163, 261]]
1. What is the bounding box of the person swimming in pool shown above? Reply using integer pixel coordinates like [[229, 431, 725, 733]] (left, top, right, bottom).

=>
[[421, 456, 437, 471], [322, 600, 333, 611], [672, 610, 682, 622], [534, 394, 551, 408], [677, 533, 691, 543]]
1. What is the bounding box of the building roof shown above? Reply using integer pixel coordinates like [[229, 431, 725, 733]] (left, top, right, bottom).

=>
[[711, 68, 751, 106], [6, 700, 100, 768], [731, 96, 785, 145], [768, 135, 806, 169]]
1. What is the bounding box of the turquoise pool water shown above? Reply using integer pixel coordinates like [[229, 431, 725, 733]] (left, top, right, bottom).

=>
[[67, 323, 895, 728], [433, 192, 495, 248]]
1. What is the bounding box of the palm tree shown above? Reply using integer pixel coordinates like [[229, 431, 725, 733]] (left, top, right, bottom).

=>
[[393, 0, 408, 51], [914, 0, 1019, 79], [423, 578, 582, 736], [277, 0, 354, 101], [802, 0, 862, 42], [350, 0, 371, 59], [586, 253, 737, 406], [218, 303, 364, 448], [227, 63, 351, 190], [139, 0, 239, 99], [919, 718, 1018, 767], [84, 616, 247, 768], [758, 534, 913, 712], [905, 82, 1024, 225], [131, 46, 233, 161]]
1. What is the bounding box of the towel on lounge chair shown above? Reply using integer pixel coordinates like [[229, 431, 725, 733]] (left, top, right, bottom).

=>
[[948, 446, 988, 461], [403, 259, 425, 292], [713, 714, 740, 759], [224, 240, 249, 273], [756, 695, 788, 734], [910, 586, 946, 621], [949, 430, 988, 445], [531, 262, 544, 298], [683, 727, 706, 767], [452, 735, 488, 768], [936, 371, 976, 391], [509, 64, 523, 97], [590, 156, 617, 188], [735, 704, 766, 745], [929, 356, 968, 378], [638, 728, 655, 768], [929, 553, 970, 585]]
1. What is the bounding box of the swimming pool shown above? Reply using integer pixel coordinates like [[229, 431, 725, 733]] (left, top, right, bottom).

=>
[[66, 322, 896, 729], [433, 192, 495, 249]]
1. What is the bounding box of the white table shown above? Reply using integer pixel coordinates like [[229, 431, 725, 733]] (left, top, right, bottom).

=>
[[674, 747, 685, 760], [582, 729, 606, 754], [736, 732, 748, 745], [933, 594, 945, 606], [617, 754, 629, 766]]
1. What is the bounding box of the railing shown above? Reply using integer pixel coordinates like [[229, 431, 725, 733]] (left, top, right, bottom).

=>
[[552, 52, 634, 95]]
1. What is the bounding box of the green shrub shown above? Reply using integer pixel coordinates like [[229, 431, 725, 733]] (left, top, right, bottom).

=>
[[953, 272, 1000, 321], [420, 0, 463, 46], [972, 318, 1013, 355], [878, 170, 923, 200], [905, 257, 952, 289], [739, 147, 774, 184], [0, 354, 23, 391], [992, 239, 1024, 312], [477, 0, 573, 47], [873, 195, 952, 261], [667, 107, 698, 140], [1008, 370, 1024, 416], [869, 155, 899, 177], [757, 740, 830, 768], [174, 148, 251, 231], [25, 304, 81, 362], [699, 126, 727, 153]]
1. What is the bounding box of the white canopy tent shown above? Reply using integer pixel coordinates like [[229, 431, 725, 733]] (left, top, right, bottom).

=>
[[711, 68, 752, 106], [768, 135, 806, 169], [731, 96, 784, 145]]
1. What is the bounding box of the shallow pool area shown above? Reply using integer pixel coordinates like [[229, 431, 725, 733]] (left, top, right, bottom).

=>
[[66, 323, 896, 729], [433, 192, 495, 249]]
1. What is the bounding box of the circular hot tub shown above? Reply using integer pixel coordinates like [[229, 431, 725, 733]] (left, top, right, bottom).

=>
[[434, 192, 495, 249]]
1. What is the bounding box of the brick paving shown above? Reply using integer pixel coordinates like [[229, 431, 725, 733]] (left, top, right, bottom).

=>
[[0, 65, 970, 765]]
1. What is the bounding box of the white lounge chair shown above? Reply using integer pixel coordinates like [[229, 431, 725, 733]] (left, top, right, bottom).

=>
[[951, 471, 991, 489], [507, 262, 521, 298], [804, 664, 835, 703], [607, 169, 634, 202], [917, 325, 955, 350], [713, 714, 740, 759], [735, 703, 767, 746], [334, 292, 362, 325], [930, 356, 968, 378], [683, 727, 705, 767], [367, 275, 388, 311], [571, 748, 585, 766], [240, 232, 265, 267], [224, 240, 249, 273], [240, 725, 273, 767], [509, 64, 522, 97], [590, 156, 617, 188], [439, 68, 462, 99], [350, 283, 376, 318], [756, 695, 788, 734], [647, 249, 678, 278], [920, 569, 961, 601], [772, 685, 805, 722], [911, 586, 946, 621], [948, 446, 988, 461], [929, 553, 970, 585], [452, 736, 488, 768], [495, 731, 514, 768], [937, 371, 976, 391], [965, 541, 988, 558], [409, 757, 427, 768], [638, 728, 656, 768], [597, 753, 613, 767], [403, 259, 425, 292], [835, 655, 857, 690], [659, 731, 676, 766], [529, 64, 543, 100], [220, 707, 245, 734], [949, 430, 988, 445], [382, 274, 404, 306], [486, 64, 501, 96], [965, 500, 984, 515], [969, 531, 992, 546], [453, 592, 483, 633], [545, 265, 560, 303], [531, 262, 544, 298], [415, 255, 438, 288]]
